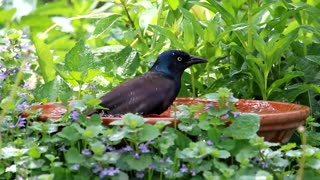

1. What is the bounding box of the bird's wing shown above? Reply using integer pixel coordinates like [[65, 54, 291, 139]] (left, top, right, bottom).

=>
[[99, 72, 179, 115]]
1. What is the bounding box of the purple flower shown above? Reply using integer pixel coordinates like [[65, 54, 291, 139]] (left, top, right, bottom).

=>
[[0, 72, 8, 81], [89, 84, 95, 89], [106, 144, 115, 152], [133, 152, 140, 159], [206, 140, 214, 146], [16, 176, 24, 180], [14, 53, 21, 59], [166, 157, 173, 164], [92, 164, 102, 174], [70, 110, 79, 122], [121, 145, 133, 152], [81, 149, 91, 156], [180, 164, 188, 173], [101, 137, 106, 144], [16, 101, 28, 111], [220, 113, 229, 120], [220, 134, 228, 140], [191, 168, 196, 176], [0, 46, 6, 52], [70, 164, 80, 171], [138, 143, 150, 153], [18, 92, 28, 98], [59, 145, 67, 152], [99, 167, 120, 178], [9, 123, 15, 129], [149, 164, 157, 169], [136, 171, 145, 178], [204, 103, 214, 110], [232, 111, 241, 117], [261, 161, 269, 168], [17, 116, 26, 128]]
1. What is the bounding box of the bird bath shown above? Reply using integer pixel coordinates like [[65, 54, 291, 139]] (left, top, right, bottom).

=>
[[24, 98, 310, 143]]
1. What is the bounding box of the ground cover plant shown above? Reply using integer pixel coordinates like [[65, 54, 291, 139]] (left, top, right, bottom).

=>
[[0, 0, 320, 179]]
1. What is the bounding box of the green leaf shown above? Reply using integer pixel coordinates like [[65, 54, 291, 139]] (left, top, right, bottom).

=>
[[82, 126, 103, 138], [267, 71, 303, 97], [125, 153, 152, 171], [226, 113, 260, 139], [179, 7, 203, 38], [92, 14, 122, 38], [65, 147, 84, 164], [138, 124, 160, 142], [87, 114, 102, 126], [56, 124, 82, 142], [168, 0, 179, 10], [0, 8, 16, 24], [90, 141, 106, 156], [65, 40, 94, 72], [122, 113, 146, 129], [150, 25, 183, 49], [32, 35, 56, 82], [29, 146, 41, 159]]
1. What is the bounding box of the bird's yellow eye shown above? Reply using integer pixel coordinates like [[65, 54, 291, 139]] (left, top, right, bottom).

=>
[[177, 57, 183, 61]]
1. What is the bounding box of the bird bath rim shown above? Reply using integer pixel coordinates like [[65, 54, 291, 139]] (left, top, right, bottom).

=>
[[23, 98, 310, 143]]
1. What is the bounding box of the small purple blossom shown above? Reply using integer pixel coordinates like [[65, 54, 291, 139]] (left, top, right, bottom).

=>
[[70, 164, 80, 171], [0, 72, 8, 81], [133, 152, 140, 159], [0, 46, 6, 52], [166, 157, 173, 164], [149, 164, 157, 169], [16, 101, 28, 111], [191, 168, 196, 176], [220, 134, 228, 140], [81, 149, 91, 156], [17, 116, 26, 128], [180, 164, 188, 173], [14, 53, 21, 59], [99, 167, 120, 178], [70, 110, 79, 122], [220, 113, 229, 120], [18, 92, 28, 98], [232, 111, 241, 117], [106, 144, 115, 152], [92, 164, 102, 174], [206, 140, 214, 146], [89, 84, 95, 89], [16, 176, 24, 180], [261, 160, 269, 168], [121, 145, 133, 152], [204, 103, 214, 110], [136, 171, 145, 178], [24, 62, 31, 70], [9, 123, 15, 129], [138, 143, 150, 153], [59, 145, 67, 152]]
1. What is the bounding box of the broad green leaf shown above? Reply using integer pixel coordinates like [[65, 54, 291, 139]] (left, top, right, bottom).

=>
[[32, 36, 56, 82], [138, 124, 160, 142], [56, 124, 82, 142], [226, 113, 260, 139], [82, 126, 103, 138], [90, 141, 106, 156], [179, 7, 203, 38], [125, 153, 152, 171], [87, 114, 102, 126], [65, 147, 84, 164], [182, 19, 194, 51], [168, 0, 179, 10], [150, 25, 183, 49], [65, 40, 94, 72], [0, 8, 16, 24], [34, 79, 59, 102], [92, 14, 121, 38], [267, 71, 303, 98], [29, 146, 41, 158]]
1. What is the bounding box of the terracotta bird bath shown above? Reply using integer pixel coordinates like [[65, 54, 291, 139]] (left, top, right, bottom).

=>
[[24, 98, 310, 143]]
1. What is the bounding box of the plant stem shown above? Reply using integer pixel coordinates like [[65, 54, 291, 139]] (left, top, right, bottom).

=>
[[297, 126, 307, 180]]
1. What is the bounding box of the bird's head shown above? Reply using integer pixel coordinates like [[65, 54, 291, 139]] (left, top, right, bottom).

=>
[[150, 50, 208, 79]]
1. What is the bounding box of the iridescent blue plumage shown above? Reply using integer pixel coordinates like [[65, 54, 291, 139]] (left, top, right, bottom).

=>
[[89, 50, 207, 116]]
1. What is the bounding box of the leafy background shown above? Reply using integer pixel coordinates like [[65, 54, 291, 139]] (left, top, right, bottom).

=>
[[0, 0, 320, 179]]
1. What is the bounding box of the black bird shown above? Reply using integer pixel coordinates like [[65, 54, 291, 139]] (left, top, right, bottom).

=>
[[89, 50, 207, 116]]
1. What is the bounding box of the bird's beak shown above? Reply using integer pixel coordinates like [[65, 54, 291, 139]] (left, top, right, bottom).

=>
[[187, 55, 208, 66]]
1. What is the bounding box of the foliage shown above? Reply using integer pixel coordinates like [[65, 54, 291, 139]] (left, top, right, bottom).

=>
[[0, 0, 320, 179]]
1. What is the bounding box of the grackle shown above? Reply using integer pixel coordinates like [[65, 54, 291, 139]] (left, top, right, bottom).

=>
[[88, 50, 207, 116]]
